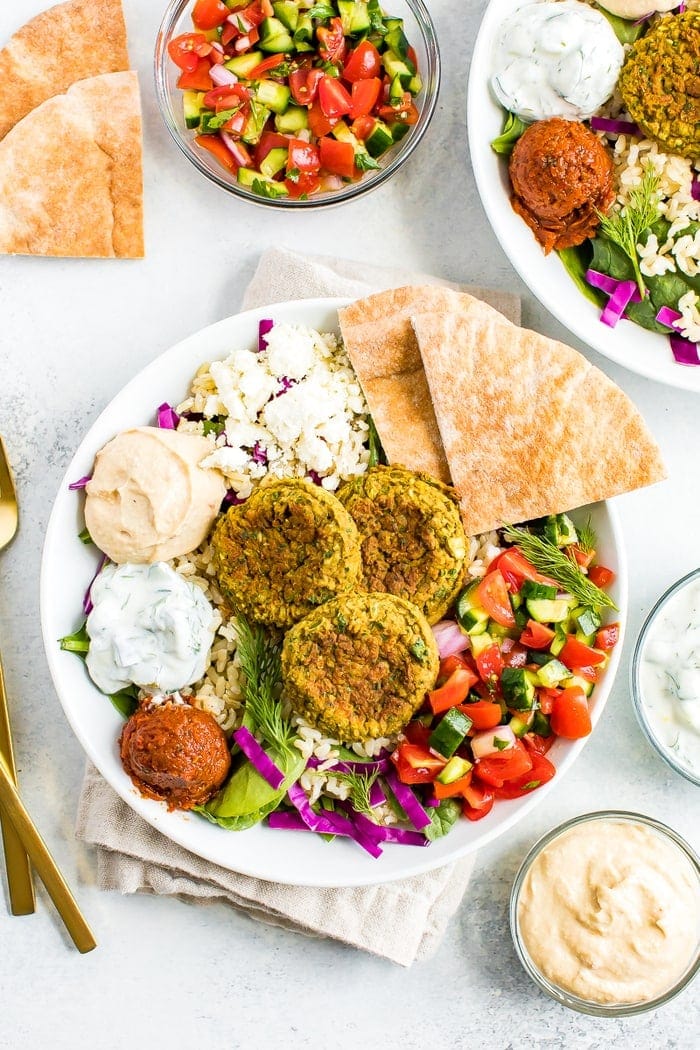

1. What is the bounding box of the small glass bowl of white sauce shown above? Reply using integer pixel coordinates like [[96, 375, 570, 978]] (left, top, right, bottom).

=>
[[631, 568, 700, 787]]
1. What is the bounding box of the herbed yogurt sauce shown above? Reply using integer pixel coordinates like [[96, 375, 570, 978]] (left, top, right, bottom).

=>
[[640, 575, 700, 779]]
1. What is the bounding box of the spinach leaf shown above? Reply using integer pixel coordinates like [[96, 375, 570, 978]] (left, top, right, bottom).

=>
[[595, 6, 645, 44], [557, 244, 606, 308], [590, 232, 636, 282], [201, 746, 305, 831], [424, 799, 462, 841], [490, 111, 527, 157], [625, 296, 668, 334], [109, 685, 139, 719], [59, 622, 90, 655]]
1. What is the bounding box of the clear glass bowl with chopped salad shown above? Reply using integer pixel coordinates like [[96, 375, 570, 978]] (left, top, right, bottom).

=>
[[154, 0, 440, 208]]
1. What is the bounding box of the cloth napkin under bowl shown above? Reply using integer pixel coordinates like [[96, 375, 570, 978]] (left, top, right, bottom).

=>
[[75, 247, 520, 966]]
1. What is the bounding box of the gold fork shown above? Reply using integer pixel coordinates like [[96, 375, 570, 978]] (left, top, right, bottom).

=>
[[0, 436, 96, 951]]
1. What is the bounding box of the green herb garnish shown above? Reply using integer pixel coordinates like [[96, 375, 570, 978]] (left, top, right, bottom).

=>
[[502, 524, 617, 612], [577, 516, 597, 555], [355, 152, 381, 172], [596, 165, 662, 297], [367, 415, 387, 466], [332, 768, 380, 817], [235, 617, 297, 755]]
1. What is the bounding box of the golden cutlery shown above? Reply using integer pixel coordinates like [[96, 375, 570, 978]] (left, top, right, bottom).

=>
[[0, 434, 35, 916]]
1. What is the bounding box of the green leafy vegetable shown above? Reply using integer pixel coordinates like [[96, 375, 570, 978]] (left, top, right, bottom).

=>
[[502, 524, 617, 612], [234, 617, 297, 756], [251, 178, 283, 200], [490, 111, 527, 156], [367, 415, 387, 466], [332, 768, 380, 817], [355, 152, 381, 173], [308, 2, 335, 20], [595, 5, 646, 45], [424, 799, 461, 841], [201, 746, 305, 830], [59, 622, 138, 717], [78, 526, 92, 545], [367, 0, 387, 35], [596, 165, 662, 296], [577, 516, 597, 555], [59, 622, 90, 654], [202, 418, 225, 438], [109, 685, 139, 719], [557, 245, 606, 308]]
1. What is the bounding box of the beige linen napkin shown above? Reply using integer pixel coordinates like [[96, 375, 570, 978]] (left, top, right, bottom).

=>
[[75, 248, 520, 966]]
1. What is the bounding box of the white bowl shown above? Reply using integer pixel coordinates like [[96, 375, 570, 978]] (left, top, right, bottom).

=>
[[40, 297, 628, 887], [467, 0, 700, 393]]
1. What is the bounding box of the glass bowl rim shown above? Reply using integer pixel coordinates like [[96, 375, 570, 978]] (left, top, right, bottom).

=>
[[153, 0, 441, 210], [509, 809, 700, 1017], [630, 566, 700, 788]]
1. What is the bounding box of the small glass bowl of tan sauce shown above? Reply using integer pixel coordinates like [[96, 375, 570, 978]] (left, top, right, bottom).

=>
[[632, 567, 700, 786], [510, 812, 700, 1015]]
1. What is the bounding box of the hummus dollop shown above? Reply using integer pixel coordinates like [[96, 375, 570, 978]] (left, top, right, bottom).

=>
[[518, 818, 700, 1005], [85, 427, 226, 563]]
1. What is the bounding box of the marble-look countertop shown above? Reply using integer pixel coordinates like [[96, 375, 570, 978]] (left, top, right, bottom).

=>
[[0, 1, 697, 1047]]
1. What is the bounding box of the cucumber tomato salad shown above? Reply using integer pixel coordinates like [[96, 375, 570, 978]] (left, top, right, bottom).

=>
[[392, 513, 619, 825], [168, 0, 423, 199]]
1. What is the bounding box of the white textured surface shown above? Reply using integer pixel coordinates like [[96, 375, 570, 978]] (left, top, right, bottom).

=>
[[0, 1, 698, 1046]]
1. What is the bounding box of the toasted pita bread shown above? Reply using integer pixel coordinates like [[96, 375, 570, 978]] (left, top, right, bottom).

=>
[[0, 0, 129, 142], [411, 301, 665, 535], [0, 71, 143, 258]]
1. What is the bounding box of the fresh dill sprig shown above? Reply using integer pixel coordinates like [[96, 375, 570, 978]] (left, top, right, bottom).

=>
[[577, 516, 597, 555], [502, 525, 617, 611], [596, 164, 662, 297], [333, 768, 380, 817], [234, 617, 297, 755]]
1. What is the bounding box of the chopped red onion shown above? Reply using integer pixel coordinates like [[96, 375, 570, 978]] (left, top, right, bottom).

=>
[[590, 116, 640, 136], [670, 333, 700, 366], [233, 726, 285, 789], [209, 63, 237, 87], [258, 318, 274, 352], [383, 767, 432, 830], [156, 402, 180, 430], [68, 475, 91, 491], [471, 725, 517, 759], [432, 619, 470, 658]]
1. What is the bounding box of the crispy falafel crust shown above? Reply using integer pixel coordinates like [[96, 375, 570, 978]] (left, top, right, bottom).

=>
[[337, 465, 467, 625], [281, 592, 439, 743], [211, 477, 363, 628]]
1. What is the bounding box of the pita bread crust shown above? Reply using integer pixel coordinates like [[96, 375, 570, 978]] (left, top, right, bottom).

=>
[[0, 0, 129, 142], [0, 71, 144, 258], [339, 286, 501, 482], [411, 300, 666, 536]]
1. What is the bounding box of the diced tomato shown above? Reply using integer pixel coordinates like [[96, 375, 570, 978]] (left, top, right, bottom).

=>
[[222, 108, 248, 135], [348, 77, 381, 119], [476, 571, 516, 628], [377, 96, 419, 125], [238, 0, 274, 27], [456, 699, 503, 731], [474, 643, 504, 688], [192, 0, 229, 30], [289, 67, 324, 105], [318, 75, 352, 118], [168, 32, 212, 72], [351, 114, 376, 141], [401, 721, 432, 748], [536, 686, 561, 716], [317, 17, 346, 64], [177, 58, 214, 91], [437, 653, 470, 683], [318, 136, 355, 178], [246, 53, 289, 78], [195, 133, 238, 170], [308, 100, 338, 137], [429, 666, 478, 716], [343, 39, 382, 81], [595, 623, 619, 651], [489, 547, 557, 592], [519, 619, 555, 650], [550, 686, 591, 739], [474, 740, 532, 788], [589, 565, 615, 589], [432, 772, 473, 800], [391, 742, 445, 784], [288, 138, 320, 173], [501, 642, 528, 668], [559, 635, 606, 670], [493, 751, 556, 798], [284, 172, 321, 198], [462, 782, 495, 820], [568, 544, 594, 569], [522, 732, 554, 756], [255, 130, 289, 165], [203, 85, 250, 111]]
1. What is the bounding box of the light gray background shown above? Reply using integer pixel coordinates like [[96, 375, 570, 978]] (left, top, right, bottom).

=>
[[0, 1, 697, 1047]]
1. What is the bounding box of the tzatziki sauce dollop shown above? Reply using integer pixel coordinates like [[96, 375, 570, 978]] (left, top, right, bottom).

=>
[[86, 562, 217, 695], [491, 0, 624, 123], [639, 574, 700, 781]]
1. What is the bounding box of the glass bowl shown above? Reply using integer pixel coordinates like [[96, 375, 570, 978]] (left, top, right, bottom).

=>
[[631, 568, 700, 787], [154, 0, 440, 209], [510, 811, 700, 1016]]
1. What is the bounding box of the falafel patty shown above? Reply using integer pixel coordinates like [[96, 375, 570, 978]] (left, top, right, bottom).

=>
[[337, 465, 467, 624], [211, 477, 362, 628], [281, 592, 439, 742], [618, 12, 700, 159]]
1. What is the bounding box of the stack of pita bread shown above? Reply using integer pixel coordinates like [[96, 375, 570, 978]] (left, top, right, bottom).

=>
[[0, 0, 143, 258], [339, 287, 666, 537]]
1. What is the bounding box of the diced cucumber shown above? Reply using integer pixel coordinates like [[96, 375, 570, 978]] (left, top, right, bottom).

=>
[[240, 99, 270, 145], [550, 624, 567, 656], [237, 167, 290, 197], [183, 90, 206, 130], [274, 105, 309, 132], [469, 632, 494, 658], [364, 118, 394, 157], [199, 109, 234, 134], [384, 18, 410, 59], [253, 79, 291, 114], [406, 72, 422, 95], [293, 14, 313, 47], [389, 73, 404, 107], [568, 674, 594, 698], [509, 711, 535, 738], [544, 513, 578, 547], [531, 711, 552, 737], [536, 659, 571, 688], [521, 580, 557, 601], [428, 707, 472, 759], [436, 755, 472, 785], [273, 1, 299, 31], [331, 119, 376, 169], [225, 51, 264, 77], [382, 48, 414, 86], [574, 607, 602, 637], [501, 668, 537, 711], [391, 120, 411, 143], [259, 146, 288, 178], [259, 17, 294, 52], [526, 598, 573, 623]]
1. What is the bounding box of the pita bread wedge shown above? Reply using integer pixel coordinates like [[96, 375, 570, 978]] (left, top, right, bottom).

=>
[[339, 286, 488, 482], [0, 71, 143, 258], [0, 0, 129, 142], [411, 300, 665, 536]]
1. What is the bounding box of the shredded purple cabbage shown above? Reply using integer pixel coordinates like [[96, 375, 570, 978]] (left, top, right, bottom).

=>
[[286, 783, 383, 856], [589, 116, 640, 136], [601, 280, 640, 327], [691, 176, 700, 202], [233, 726, 285, 789], [251, 441, 268, 465], [305, 753, 390, 774], [307, 470, 323, 486], [585, 268, 621, 296], [383, 766, 432, 831], [670, 333, 700, 366], [258, 318, 274, 353], [276, 376, 296, 396], [83, 553, 108, 616], [68, 475, 91, 491], [368, 780, 386, 808], [424, 796, 441, 808], [656, 306, 683, 331], [156, 402, 180, 430], [222, 489, 246, 507]]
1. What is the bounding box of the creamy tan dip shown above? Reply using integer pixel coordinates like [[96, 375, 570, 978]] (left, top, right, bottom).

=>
[[518, 818, 700, 1005], [85, 427, 226, 563]]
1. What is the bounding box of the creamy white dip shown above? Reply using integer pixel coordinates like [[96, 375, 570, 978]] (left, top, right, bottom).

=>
[[85, 562, 217, 695], [518, 818, 700, 1005], [491, 1, 624, 122], [640, 576, 700, 780]]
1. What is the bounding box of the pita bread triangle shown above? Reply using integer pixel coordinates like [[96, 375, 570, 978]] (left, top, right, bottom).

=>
[[0, 71, 144, 258], [411, 297, 665, 536], [0, 0, 129, 142]]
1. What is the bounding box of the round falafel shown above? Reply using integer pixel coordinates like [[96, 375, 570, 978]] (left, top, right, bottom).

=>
[[337, 465, 467, 625], [281, 591, 439, 743], [211, 477, 363, 628]]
